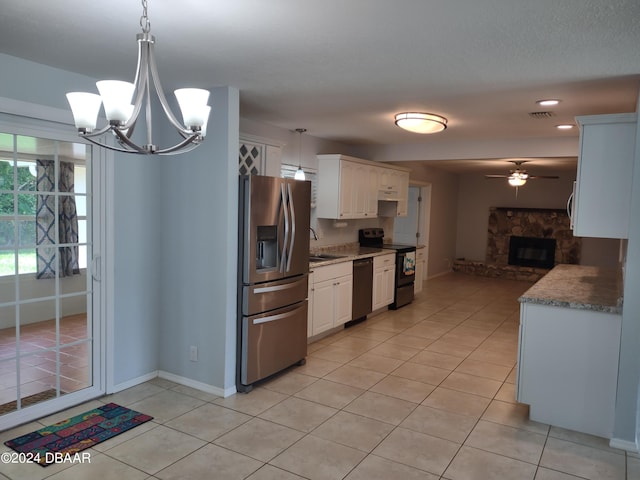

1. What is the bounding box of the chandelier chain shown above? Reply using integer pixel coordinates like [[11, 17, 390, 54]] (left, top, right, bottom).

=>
[[140, 0, 150, 33]]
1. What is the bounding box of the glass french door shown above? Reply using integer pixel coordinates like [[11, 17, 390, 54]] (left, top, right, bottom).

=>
[[0, 129, 100, 424]]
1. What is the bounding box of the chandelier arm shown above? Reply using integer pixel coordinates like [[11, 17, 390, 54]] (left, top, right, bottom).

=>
[[112, 127, 154, 153], [153, 134, 202, 155], [122, 37, 150, 132], [80, 123, 117, 138], [145, 70, 153, 146], [82, 134, 147, 155], [147, 43, 195, 135]]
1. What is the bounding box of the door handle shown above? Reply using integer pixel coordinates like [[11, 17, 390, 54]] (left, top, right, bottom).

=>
[[280, 183, 289, 273], [91, 255, 101, 282], [253, 307, 301, 325], [254, 281, 301, 294], [286, 183, 295, 272]]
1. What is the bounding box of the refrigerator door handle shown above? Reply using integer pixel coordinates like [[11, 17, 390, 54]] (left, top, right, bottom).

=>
[[254, 282, 301, 294], [279, 183, 289, 273], [253, 307, 300, 325], [286, 183, 295, 273]]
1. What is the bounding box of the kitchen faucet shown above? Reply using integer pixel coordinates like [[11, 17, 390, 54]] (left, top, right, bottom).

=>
[[309, 227, 318, 240]]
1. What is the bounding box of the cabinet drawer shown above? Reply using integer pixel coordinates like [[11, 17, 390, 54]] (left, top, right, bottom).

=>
[[416, 248, 425, 261], [312, 261, 352, 283], [373, 253, 395, 269]]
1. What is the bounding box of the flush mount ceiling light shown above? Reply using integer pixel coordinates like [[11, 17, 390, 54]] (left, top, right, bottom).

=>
[[294, 128, 307, 180], [536, 99, 561, 107], [556, 124, 574, 130], [394, 112, 447, 134], [66, 0, 210, 155]]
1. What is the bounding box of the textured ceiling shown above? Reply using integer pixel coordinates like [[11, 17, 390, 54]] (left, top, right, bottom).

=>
[[1, 0, 639, 174]]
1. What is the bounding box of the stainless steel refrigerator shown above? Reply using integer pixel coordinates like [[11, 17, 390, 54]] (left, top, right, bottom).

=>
[[237, 174, 311, 392]]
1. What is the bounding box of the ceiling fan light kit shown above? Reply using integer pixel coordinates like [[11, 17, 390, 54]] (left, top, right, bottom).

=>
[[485, 160, 559, 188], [394, 112, 447, 134], [66, 0, 211, 155]]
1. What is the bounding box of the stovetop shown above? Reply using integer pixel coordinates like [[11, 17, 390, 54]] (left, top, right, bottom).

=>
[[358, 228, 416, 253]]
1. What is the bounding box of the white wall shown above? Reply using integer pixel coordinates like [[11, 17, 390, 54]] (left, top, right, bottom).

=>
[[158, 87, 239, 394], [111, 153, 162, 386], [612, 91, 640, 450]]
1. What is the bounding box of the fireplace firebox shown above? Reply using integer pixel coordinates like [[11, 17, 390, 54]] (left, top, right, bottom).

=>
[[508, 236, 556, 269]]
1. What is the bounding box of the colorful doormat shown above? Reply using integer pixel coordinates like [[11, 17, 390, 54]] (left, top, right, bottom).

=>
[[4, 402, 153, 466]]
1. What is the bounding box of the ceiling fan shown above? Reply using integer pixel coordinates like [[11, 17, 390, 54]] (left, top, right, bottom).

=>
[[485, 161, 559, 187]]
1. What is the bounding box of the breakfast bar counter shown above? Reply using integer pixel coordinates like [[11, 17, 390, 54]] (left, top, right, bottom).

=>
[[519, 264, 623, 314], [516, 263, 623, 438]]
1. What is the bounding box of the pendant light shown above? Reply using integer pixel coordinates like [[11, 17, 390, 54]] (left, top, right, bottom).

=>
[[294, 128, 306, 180], [66, 0, 210, 155]]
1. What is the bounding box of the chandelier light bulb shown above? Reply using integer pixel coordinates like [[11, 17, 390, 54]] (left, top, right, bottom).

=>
[[66, 92, 103, 131], [96, 80, 136, 124], [175, 88, 211, 129]]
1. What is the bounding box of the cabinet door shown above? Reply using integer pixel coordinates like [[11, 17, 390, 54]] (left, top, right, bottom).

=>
[[415, 247, 425, 294], [351, 163, 368, 217], [338, 161, 356, 218], [372, 267, 385, 311], [382, 267, 395, 305], [372, 265, 395, 310], [334, 275, 353, 326], [574, 114, 636, 238], [307, 271, 314, 337], [311, 279, 335, 335], [396, 171, 410, 217], [366, 167, 379, 217]]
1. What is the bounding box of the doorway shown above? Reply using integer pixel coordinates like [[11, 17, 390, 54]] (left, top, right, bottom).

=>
[[393, 184, 432, 278], [0, 122, 104, 429]]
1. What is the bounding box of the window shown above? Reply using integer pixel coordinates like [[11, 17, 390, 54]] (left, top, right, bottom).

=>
[[0, 133, 88, 277], [281, 164, 318, 208]]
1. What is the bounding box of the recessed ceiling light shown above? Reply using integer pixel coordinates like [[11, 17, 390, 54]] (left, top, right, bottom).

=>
[[556, 124, 574, 130], [536, 99, 561, 107]]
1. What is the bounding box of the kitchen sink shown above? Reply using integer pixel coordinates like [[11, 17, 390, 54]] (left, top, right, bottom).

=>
[[309, 254, 347, 262]]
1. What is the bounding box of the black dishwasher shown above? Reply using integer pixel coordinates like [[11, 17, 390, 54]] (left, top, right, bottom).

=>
[[351, 257, 373, 322]]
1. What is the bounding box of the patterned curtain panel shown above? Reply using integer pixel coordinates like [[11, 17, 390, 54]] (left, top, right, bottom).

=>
[[36, 160, 80, 279]]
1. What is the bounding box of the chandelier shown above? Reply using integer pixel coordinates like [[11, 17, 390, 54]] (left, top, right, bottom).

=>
[[66, 0, 210, 155]]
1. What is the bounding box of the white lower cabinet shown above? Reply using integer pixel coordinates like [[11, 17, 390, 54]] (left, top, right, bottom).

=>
[[516, 302, 621, 438], [310, 262, 353, 336], [372, 254, 395, 311], [415, 247, 426, 294], [307, 271, 314, 337]]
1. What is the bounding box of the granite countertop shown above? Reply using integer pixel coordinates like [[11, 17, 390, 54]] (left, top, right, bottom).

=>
[[308, 245, 391, 268], [519, 264, 624, 314]]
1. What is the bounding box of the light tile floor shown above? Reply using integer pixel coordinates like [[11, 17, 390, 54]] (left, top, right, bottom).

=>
[[0, 314, 90, 407], [0, 273, 637, 480]]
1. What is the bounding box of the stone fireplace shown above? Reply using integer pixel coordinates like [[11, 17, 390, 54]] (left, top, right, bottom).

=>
[[454, 207, 581, 281]]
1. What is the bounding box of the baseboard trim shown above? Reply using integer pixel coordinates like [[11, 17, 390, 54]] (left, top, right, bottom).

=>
[[158, 371, 235, 398], [427, 269, 453, 280], [110, 371, 159, 394], [609, 437, 639, 453]]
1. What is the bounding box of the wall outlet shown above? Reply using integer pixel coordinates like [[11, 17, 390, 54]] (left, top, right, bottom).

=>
[[189, 345, 198, 362]]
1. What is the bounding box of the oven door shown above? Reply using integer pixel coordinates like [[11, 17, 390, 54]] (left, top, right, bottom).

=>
[[396, 250, 416, 287]]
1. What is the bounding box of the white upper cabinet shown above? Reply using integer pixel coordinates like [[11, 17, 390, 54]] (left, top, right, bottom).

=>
[[572, 113, 637, 239], [316, 154, 410, 219]]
